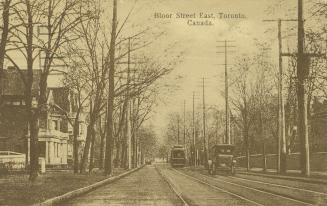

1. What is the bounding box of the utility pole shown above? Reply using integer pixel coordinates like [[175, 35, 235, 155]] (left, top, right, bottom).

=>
[[216, 111, 219, 145], [127, 38, 132, 170], [105, 0, 117, 175], [278, 19, 287, 175], [135, 96, 140, 167], [263, 19, 296, 174], [116, 37, 146, 170], [288, 0, 325, 176], [202, 77, 208, 167], [297, 0, 310, 176], [177, 116, 180, 145], [224, 41, 230, 145], [183, 100, 186, 147], [217, 40, 235, 144], [192, 92, 196, 166]]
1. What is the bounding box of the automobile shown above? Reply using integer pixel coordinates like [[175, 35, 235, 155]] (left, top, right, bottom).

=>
[[170, 145, 186, 167], [207, 144, 236, 175], [145, 159, 152, 165]]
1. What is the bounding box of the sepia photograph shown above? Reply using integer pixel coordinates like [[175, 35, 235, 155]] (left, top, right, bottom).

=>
[[0, 0, 327, 205]]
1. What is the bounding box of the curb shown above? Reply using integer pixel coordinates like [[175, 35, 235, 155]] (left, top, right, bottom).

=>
[[34, 165, 145, 206], [237, 171, 327, 185]]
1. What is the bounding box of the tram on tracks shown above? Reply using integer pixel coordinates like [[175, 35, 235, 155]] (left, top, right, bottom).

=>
[[170, 145, 186, 167]]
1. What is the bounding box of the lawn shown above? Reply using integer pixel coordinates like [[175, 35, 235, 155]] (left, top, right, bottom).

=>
[[0, 169, 126, 206]]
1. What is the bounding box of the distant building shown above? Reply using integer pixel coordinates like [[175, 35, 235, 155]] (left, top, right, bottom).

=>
[[0, 67, 87, 168], [311, 97, 327, 152]]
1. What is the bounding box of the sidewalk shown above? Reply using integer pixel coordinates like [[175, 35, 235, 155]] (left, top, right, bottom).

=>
[[237, 167, 327, 184]]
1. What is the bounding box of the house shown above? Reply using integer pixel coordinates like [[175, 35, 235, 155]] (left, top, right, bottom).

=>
[[49, 87, 87, 165], [0, 67, 86, 168], [311, 97, 327, 152]]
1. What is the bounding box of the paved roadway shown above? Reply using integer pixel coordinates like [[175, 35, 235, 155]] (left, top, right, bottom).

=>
[[62, 165, 183, 206], [62, 163, 327, 206], [158, 164, 255, 206]]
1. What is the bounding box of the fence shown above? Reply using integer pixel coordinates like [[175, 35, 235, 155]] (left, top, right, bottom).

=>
[[0, 151, 26, 172], [235, 152, 327, 171]]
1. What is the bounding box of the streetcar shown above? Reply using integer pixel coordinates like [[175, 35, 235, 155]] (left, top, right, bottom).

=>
[[170, 145, 186, 167], [207, 144, 236, 175]]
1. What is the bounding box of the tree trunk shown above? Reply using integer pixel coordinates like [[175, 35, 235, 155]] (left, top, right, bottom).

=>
[[246, 147, 250, 172], [121, 141, 127, 168], [89, 129, 96, 173], [80, 123, 94, 173], [263, 142, 267, 172], [29, 114, 39, 181], [99, 129, 105, 169], [0, 0, 11, 94], [259, 111, 266, 171], [244, 129, 250, 172], [131, 133, 135, 168], [115, 140, 121, 168], [104, 0, 117, 176], [73, 117, 79, 174]]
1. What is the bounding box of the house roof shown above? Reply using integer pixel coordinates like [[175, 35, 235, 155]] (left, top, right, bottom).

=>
[[51, 87, 70, 112], [1, 68, 41, 97], [1, 68, 74, 114]]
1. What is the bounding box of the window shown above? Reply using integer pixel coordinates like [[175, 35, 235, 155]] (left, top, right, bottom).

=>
[[172, 150, 185, 158], [38, 142, 46, 157], [52, 120, 58, 130], [57, 143, 59, 157], [53, 143, 56, 157], [79, 124, 84, 135]]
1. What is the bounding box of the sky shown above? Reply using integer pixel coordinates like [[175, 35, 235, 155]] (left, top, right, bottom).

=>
[[134, 0, 326, 140], [123, 0, 284, 139], [5, 0, 317, 141]]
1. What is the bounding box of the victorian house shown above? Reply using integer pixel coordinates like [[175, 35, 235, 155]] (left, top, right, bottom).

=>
[[0, 67, 86, 168]]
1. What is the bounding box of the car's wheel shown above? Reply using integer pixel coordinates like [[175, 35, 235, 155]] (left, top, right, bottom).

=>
[[212, 163, 216, 175], [231, 166, 235, 175]]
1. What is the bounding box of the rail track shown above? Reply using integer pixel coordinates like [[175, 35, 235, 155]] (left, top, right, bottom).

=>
[[167, 167, 326, 205]]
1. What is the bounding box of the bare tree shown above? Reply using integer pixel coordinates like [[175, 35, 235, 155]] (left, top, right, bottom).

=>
[[230, 56, 257, 171], [104, 0, 117, 176], [0, 0, 13, 94], [6, 0, 91, 181], [5, 0, 46, 181]]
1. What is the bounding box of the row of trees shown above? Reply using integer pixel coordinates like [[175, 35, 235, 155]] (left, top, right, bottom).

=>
[[163, 0, 327, 173], [0, 0, 175, 181], [163, 46, 278, 168]]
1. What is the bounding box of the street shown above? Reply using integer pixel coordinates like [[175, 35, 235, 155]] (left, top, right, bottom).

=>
[[61, 164, 327, 206], [62, 165, 184, 206]]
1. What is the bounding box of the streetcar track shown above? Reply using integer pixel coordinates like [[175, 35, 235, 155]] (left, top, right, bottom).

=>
[[168, 168, 264, 206], [155, 165, 190, 206], [172, 168, 314, 206], [230, 175, 327, 196], [195, 172, 314, 205]]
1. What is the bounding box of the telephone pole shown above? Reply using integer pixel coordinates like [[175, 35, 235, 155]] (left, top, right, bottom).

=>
[[278, 19, 287, 175], [297, 0, 310, 176], [116, 37, 145, 169], [192, 92, 196, 166], [177, 116, 180, 145], [183, 100, 186, 146], [202, 78, 208, 167], [217, 40, 235, 144], [263, 18, 296, 174], [127, 38, 132, 169]]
